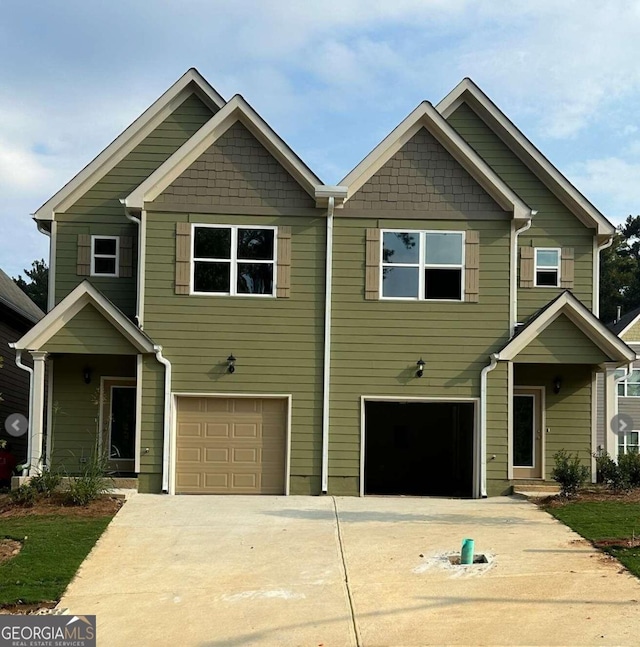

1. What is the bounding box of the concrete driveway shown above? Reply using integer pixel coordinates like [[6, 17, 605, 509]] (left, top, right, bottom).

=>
[[59, 495, 640, 646]]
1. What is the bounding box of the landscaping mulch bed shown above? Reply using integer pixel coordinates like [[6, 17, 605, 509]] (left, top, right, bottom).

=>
[[537, 486, 640, 508], [0, 493, 122, 518]]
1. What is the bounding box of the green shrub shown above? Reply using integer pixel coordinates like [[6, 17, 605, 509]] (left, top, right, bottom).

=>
[[9, 484, 37, 507], [619, 451, 640, 488], [65, 455, 112, 506], [29, 469, 62, 497], [551, 450, 590, 497], [594, 450, 640, 492]]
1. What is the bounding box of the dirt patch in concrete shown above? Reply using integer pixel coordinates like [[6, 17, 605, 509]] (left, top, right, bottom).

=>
[[0, 538, 22, 564], [0, 494, 123, 518]]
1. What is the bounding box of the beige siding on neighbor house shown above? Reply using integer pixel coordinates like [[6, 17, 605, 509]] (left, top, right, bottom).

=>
[[513, 314, 610, 364], [153, 122, 315, 211], [42, 304, 138, 355], [622, 320, 640, 342], [447, 103, 594, 321], [142, 211, 325, 495], [53, 94, 215, 316]]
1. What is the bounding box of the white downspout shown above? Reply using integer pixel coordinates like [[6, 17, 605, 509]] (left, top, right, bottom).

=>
[[11, 348, 33, 476], [154, 345, 172, 493], [321, 196, 335, 494], [121, 200, 145, 329], [594, 236, 614, 318], [510, 214, 534, 336], [479, 353, 499, 498]]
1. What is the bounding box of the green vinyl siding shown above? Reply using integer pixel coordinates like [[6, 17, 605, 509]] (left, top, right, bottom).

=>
[[54, 93, 215, 315], [447, 103, 594, 321], [330, 216, 512, 494], [514, 364, 593, 479], [514, 314, 609, 364], [486, 362, 510, 496], [42, 303, 138, 355], [49, 354, 135, 474], [139, 355, 164, 492], [142, 211, 325, 494]]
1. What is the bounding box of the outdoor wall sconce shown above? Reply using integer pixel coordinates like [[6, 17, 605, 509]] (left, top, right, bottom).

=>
[[83, 366, 92, 385], [416, 358, 426, 378], [227, 354, 236, 374], [553, 376, 562, 394]]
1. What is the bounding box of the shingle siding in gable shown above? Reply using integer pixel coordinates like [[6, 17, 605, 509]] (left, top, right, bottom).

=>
[[154, 122, 315, 209], [342, 127, 499, 213]]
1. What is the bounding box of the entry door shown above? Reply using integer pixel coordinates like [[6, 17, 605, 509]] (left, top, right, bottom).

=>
[[513, 389, 543, 479], [102, 379, 136, 472]]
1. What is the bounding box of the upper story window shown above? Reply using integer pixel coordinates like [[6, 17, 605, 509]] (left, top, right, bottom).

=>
[[381, 230, 464, 300], [619, 431, 640, 455], [534, 248, 560, 287], [191, 225, 276, 296], [91, 236, 119, 277], [616, 369, 640, 397]]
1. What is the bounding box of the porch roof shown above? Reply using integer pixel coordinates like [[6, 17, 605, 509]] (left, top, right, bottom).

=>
[[11, 281, 156, 354], [496, 292, 636, 365]]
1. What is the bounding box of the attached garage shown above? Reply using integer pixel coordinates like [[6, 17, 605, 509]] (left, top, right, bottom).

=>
[[364, 400, 475, 498], [175, 396, 288, 494]]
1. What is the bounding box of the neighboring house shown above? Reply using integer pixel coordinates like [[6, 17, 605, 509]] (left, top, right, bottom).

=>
[[0, 268, 44, 466], [12, 70, 636, 498], [596, 307, 640, 458]]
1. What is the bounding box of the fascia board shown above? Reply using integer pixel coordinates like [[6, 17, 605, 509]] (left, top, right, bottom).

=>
[[437, 79, 614, 237], [34, 69, 226, 221]]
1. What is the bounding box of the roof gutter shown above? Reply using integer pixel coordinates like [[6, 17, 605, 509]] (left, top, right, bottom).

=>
[[316, 186, 347, 495], [154, 345, 173, 493]]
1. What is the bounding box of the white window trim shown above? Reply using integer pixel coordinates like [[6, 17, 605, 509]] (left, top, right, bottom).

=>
[[618, 430, 640, 454], [616, 369, 640, 397], [534, 247, 561, 288], [190, 223, 278, 298], [90, 235, 120, 277], [379, 229, 466, 301]]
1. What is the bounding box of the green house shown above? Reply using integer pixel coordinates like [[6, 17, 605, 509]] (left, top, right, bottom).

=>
[[11, 71, 635, 497]]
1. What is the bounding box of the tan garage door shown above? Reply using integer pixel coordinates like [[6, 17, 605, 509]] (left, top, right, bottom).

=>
[[175, 397, 287, 494]]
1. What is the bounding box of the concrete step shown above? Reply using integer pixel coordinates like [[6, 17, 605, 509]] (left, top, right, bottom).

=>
[[513, 483, 560, 499]]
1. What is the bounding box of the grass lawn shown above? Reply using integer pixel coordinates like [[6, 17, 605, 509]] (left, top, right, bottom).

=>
[[0, 513, 114, 606], [548, 501, 640, 579]]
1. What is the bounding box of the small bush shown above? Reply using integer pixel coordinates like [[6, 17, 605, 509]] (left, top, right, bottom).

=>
[[551, 450, 590, 497], [29, 469, 62, 497], [9, 484, 37, 507], [65, 456, 112, 506], [594, 450, 640, 492], [618, 451, 640, 489]]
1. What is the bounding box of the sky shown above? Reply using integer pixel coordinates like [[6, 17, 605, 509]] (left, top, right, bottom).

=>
[[3, 0, 640, 279]]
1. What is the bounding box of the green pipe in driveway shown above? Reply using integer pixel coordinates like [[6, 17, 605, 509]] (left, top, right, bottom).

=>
[[461, 538, 475, 564]]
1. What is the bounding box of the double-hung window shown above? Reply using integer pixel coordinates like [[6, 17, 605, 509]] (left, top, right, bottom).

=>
[[192, 225, 276, 296], [91, 236, 119, 277], [619, 431, 640, 455], [616, 369, 640, 397], [381, 230, 464, 300], [534, 248, 560, 287]]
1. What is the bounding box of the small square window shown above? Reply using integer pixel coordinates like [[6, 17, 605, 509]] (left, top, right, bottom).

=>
[[91, 236, 119, 277], [534, 248, 560, 287]]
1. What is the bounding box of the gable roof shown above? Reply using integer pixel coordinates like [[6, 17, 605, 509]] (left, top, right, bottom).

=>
[[608, 305, 640, 337], [0, 269, 44, 324], [34, 68, 226, 221], [124, 94, 322, 209], [497, 291, 635, 363], [12, 281, 155, 353], [437, 78, 615, 241], [338, 101, 532, 220]]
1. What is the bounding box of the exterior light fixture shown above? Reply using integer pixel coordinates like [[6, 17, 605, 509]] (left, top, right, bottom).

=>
[[83, 366, 92, 385], [416, 358, 426, 378], [227, 354, 236, 374], [553, 376, 562, 394]]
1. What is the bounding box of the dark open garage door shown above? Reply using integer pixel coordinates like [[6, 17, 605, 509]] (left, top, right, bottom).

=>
[[364, 401, 475, 497]]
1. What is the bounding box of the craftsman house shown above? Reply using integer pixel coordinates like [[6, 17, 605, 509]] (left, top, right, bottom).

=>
[[11, 70, 635, 497]]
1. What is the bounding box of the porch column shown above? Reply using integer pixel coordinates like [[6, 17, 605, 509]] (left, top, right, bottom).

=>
[[28, 351, 48, 474], [603, 364, 619, 461]]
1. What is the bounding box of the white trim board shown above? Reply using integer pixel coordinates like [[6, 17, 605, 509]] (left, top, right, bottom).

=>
[[339, 101, 532, 221], [437, 78, 614, 241], [34, 69, 226, 221], [125, 95, 322, 210], [359, 396, 480, 498], [170, 392, 293, 496]]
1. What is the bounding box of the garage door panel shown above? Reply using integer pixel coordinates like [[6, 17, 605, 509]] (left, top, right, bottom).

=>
[[176, 397, 286, 494]]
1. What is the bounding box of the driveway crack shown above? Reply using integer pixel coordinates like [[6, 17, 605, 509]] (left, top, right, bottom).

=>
[[332, 496, 362, 647]]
